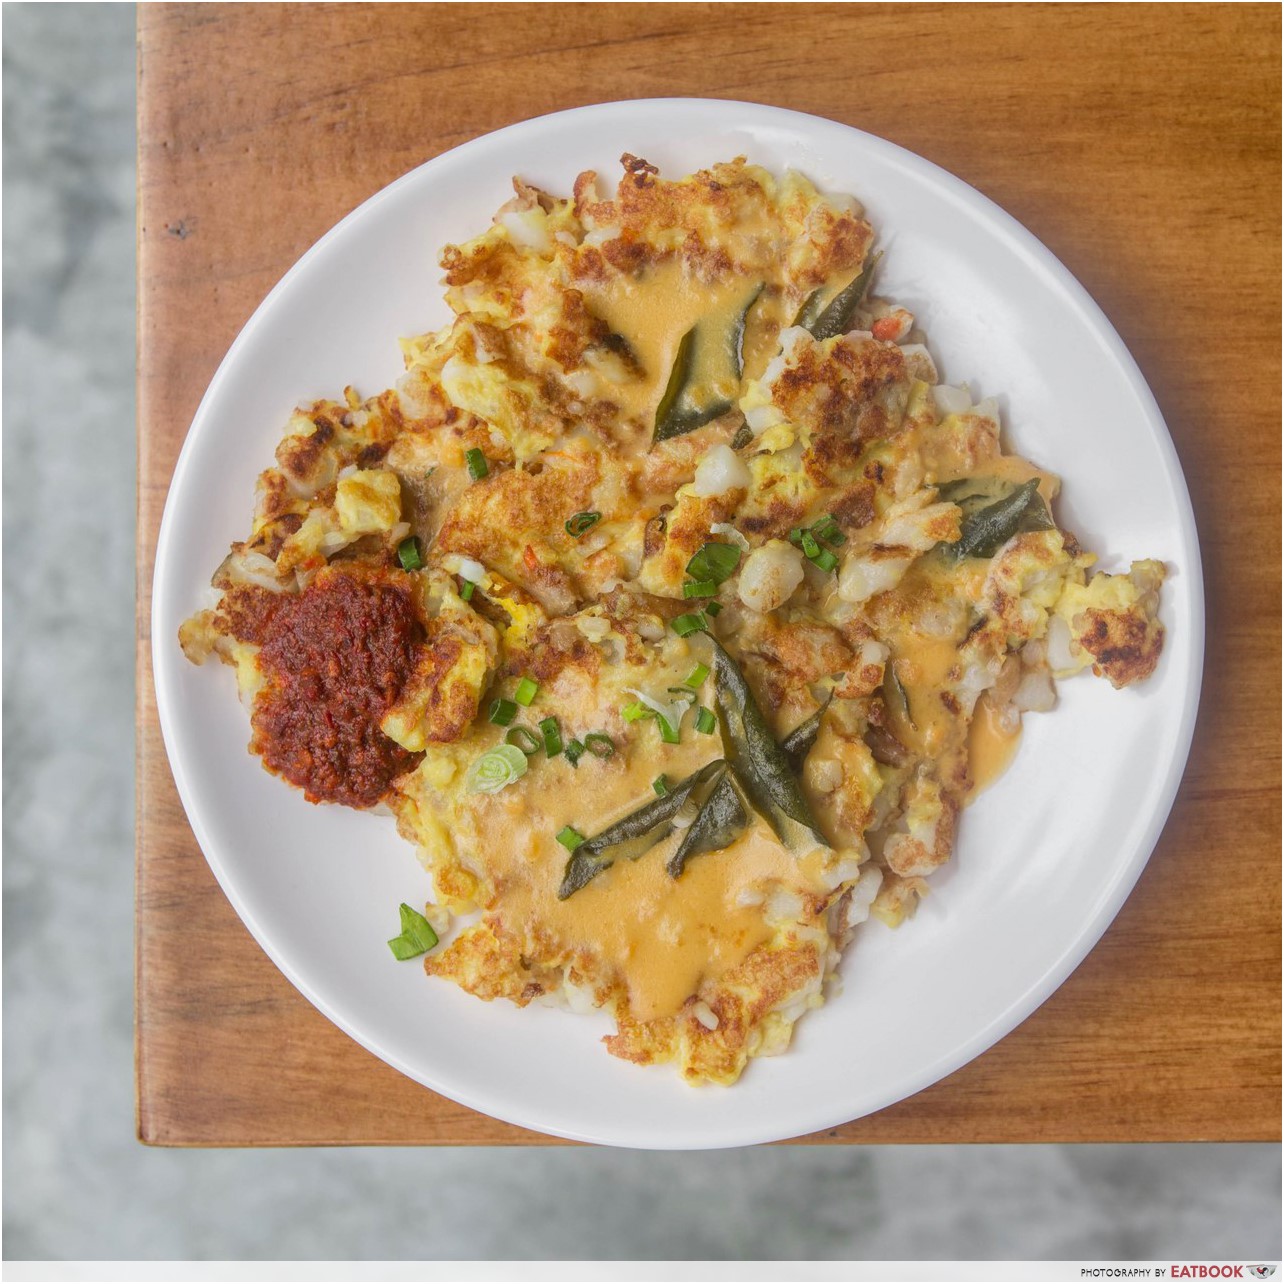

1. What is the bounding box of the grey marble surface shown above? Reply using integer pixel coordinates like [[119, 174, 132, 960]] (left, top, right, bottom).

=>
[[2, 2, 1279, 1266]]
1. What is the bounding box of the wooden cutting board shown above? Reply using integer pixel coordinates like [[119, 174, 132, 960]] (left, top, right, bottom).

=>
[[136, 2, 1281, 1145]]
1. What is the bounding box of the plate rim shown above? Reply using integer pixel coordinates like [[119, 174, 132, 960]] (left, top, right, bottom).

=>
[[151, 96, 1206, 1148]]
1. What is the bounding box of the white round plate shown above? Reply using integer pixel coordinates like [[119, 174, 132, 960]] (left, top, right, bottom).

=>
[[152, 99, 1203, 1149]]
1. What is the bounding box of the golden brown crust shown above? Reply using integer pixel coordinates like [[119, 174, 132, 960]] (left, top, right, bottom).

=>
[[424, 918, 550, 1004], [1077, 607, 1164, 688], [780, 338, 908, 456], [604, 940, 823, 1084]]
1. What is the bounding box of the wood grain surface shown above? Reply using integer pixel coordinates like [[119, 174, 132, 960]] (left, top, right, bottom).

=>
[[136, 2, 1282, 1146]]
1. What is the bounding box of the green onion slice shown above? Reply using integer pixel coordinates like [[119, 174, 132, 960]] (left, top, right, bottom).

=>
[[565, 511, 602, 538], [488, 697, 517, 727], [683, 580, 718, 598], [556, 826, 585, 852], [657, 715, 681, 745], [704, 600, 723, 617], [695, 706, 717, 735], [505, 725, 541, 755], [809, 547, 840, 573], [686, 541, 741, 585], [465, 448, 488, 480], [565, 739, 585, 767], [814, 515, 846, 547], [514, 677, 539, 706], [466, 744, 529, 794], [460, 580, 476, 601], [396, 536, 423, 572], [622, 701, 651, 722], [684, 664, 710, 688], [539, 716, 563, 757], [583, 733, 615, 759], [671, 612, 707, 638], [387, 903, 438, 960]]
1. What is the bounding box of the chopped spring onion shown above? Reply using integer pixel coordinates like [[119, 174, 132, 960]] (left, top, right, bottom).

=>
[[704, 600, 723, 617], [695, 706, 717, 735], [565, 739, 586, 767], [666, 686, 697, 706], [565, 510, 601, 538], [683, 580, 718, 598], [684, 664, 710, 688], [789, 521, 843, 572], [514, 677, 539, 706], [556, 826, 585, 852], [671, 612, 708, 637], [686, 541, 741, 585], [505, 725, 541, 755], [396, 536, 423, 572], [539, 716, 563, 757], [465, 448, 488, 480], [460, 579, 476, 601], [652, 775, 670, 796], [623, 702, 650, 722], [657, 715, 681, 745], [466, 744, 529, 794], [488, 697, 517, 727], [626, 688, 686, 732], [812, 514, 846, 547], [583, 733, 615, 759], [387, 902, 438, 960]]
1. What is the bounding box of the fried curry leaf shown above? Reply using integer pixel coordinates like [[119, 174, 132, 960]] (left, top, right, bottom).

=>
[[945, 477, 1053, 560], [653, 284, 762, 443], [666, 769, 750, 878], [935, 475, 1009, 519], [652, 325, 698, 443], [708, 637, 826, 852], [557, 760, 727, 899], [793, 286, 828, 334], [780, 695, 833, 771], [799, 251, 883, 341], [881, 661, 916, 734]]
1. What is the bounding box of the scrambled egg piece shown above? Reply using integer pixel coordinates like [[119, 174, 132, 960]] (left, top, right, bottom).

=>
[[181, 156, 1167, 1085]]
